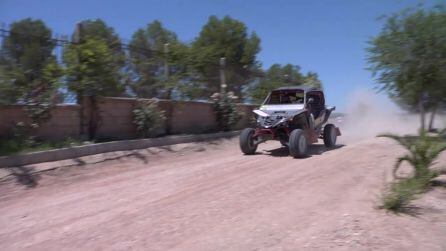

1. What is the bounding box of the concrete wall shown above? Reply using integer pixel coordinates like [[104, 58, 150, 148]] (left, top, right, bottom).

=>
[[0, 104, 80, 140], [169, 100, 218, 134], [0, 97, 258, 140], [94, 97, 138, 139]]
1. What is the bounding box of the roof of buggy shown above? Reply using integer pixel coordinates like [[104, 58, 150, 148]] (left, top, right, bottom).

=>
[[273, 86, 322, 92]]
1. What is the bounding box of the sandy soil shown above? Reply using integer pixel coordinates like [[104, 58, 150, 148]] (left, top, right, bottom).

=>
[[0, 135, 445, 250]]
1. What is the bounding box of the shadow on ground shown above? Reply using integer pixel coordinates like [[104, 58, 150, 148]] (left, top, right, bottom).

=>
[[68, 151, 150, 167], [1, 137, 234, 188], [388, 205, 423, 217], [3, 151, 150, 189], [7, 166, 41, 188], [262, 144, 345, 158]]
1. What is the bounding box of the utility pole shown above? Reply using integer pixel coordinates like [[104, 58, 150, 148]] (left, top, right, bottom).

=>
[[0, 22, 5, 36], [73, 22, 83, 44], [220, 57, 227, 94], [0, 23, 3, 49], [54, 33, 60, 61], [0, 23, 6, 47], [73, 22, 86, 138], [164, 43, 169, 80], [164, 43, 173, 135], [164, 43, 172, 100]]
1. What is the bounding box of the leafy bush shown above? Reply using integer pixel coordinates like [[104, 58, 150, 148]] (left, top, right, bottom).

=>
[[211, 92, 241, 131], [132, 99, 166, 138]]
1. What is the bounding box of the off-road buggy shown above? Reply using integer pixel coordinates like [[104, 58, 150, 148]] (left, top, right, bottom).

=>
[[240, 86, 341, 158]]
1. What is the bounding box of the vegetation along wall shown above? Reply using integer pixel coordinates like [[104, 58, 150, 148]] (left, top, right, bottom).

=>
[[0, 97, 257, 140]]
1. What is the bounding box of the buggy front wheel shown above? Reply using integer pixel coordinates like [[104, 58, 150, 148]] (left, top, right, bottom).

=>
[[240, 128, 258, 155], [323, 124, 337, 147], [289, 129, 308, 158]]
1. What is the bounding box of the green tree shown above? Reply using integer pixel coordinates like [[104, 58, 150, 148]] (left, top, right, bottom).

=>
[[190, 15, 261, 99], [0, 18, 62, 126], [64, 39, 124, 97], [74, 19, 124, 59], [64, 39, 124, 139], [303, 71, 323, 89], [367, 6, 446, 131], [0, 19, 59, 103], [128, 20, 189, 99], [64, 19, 126, 139], [70, 19, 125, 101]]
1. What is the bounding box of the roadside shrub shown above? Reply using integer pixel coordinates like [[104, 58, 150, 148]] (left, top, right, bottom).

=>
[[12, 121, 29, 141], [379, 131, 446, 212], [381, 176, 432, 212], [379, 132, 446, 180], [211, 92, 241, 131], [440, 128, 446, 139], [0, 139, 23, 156], [132, 99, 166, 138], [0, 122, 29, 155], [0, 134, 83, 156]]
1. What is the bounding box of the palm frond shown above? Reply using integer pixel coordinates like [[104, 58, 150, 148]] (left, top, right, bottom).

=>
[[382, 132, 445, 181], [393, 155, 413, 179], [428, 144, 446, 162], [378, 133, 412, 149]]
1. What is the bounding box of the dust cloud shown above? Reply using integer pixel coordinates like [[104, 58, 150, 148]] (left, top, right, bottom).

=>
[[337, 89, 445, 144]]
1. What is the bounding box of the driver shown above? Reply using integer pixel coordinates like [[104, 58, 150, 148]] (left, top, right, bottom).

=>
[[280, 94, 290, 104], [293, 93, 304, 104]]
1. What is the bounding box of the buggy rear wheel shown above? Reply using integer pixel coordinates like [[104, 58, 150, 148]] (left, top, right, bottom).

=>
[[289, 129, 308, 158], [240, 128, 258, 155]]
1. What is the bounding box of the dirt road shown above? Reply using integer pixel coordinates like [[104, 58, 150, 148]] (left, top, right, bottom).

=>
[[0, 136, 445, 250]]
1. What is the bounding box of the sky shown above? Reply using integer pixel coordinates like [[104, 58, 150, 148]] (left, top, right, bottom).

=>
[[0, 0, 440, 111]]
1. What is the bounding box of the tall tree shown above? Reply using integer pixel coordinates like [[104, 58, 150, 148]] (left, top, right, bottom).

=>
[[68, 19, 125, 101], [74, 19, 123, 58], [0, 18, 60, 105], [64, 39, 124, 97], [367, 6, 446, 131], [64, 39, 124, 139], [191, 15, 261, 99], [303, 71, 323, 89], [64, 19, 125, 138], [75, 19, 126, 80], [128, 20, 189, 99], [0, 18, 62, 128]]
